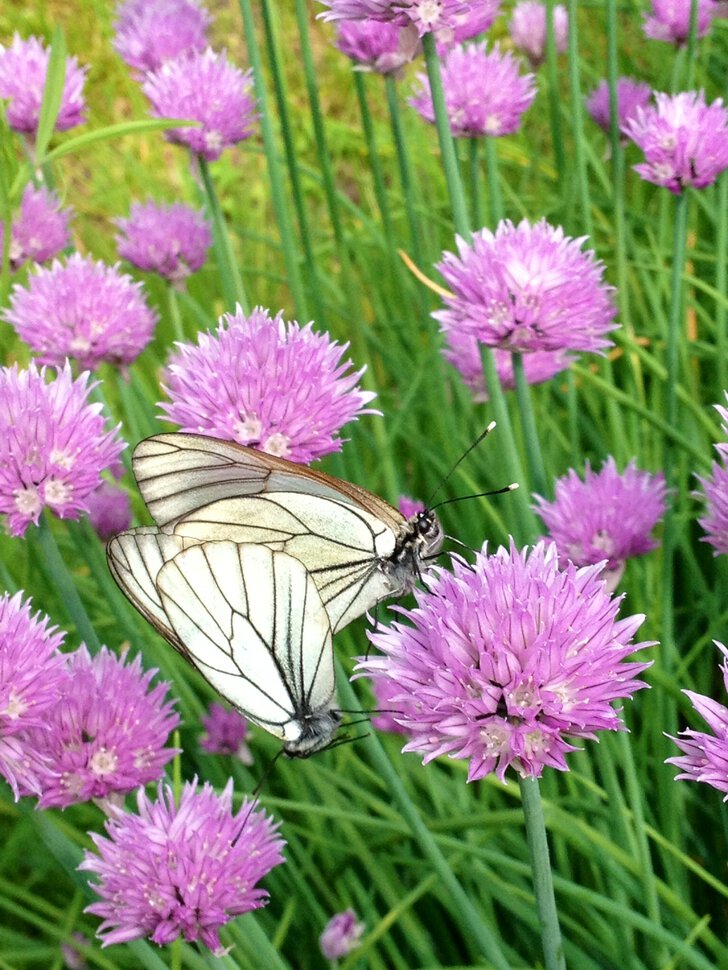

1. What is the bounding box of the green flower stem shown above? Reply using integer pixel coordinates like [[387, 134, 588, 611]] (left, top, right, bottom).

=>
[[481, 347, 540, 541], [354, 71, 395, 246], [484, 136, 503, 224], [167, 284, 185, 343], [385, 75, 425, 267], [336, 670, 511, 969], [513, 353, 548, 497], [544, 0, 565, 181], [518, 775, 566, 970], [422, 32, 470, 239], [566, 0, 592, 239], [468, 137, 484, 228], [260, 0, 319, 323], [716, 175, 727, 392], [661, 189, 689, 667], [197, 155, 248, 314], [238, 0, 308, 319], [34, 512, 102, 652]]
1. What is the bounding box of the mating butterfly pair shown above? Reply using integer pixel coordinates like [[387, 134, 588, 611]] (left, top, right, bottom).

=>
[[108, 433, 443, 757]]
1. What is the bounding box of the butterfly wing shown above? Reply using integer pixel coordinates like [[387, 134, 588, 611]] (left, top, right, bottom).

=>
[[132, 433, 409, 632], [155, 542, 337, 748]]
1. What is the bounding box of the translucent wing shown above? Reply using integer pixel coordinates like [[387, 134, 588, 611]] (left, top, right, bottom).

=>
[[156, 542, 338, 751], [131, 433, 410, 632], [133, 432, 406, 533]]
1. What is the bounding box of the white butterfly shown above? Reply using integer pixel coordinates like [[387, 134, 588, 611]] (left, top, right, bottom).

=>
[[107, 432, 444, 756]]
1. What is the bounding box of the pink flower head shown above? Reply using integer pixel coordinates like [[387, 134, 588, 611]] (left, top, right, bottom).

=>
[[0, 34, 87, 135], [6, 184, 72, 270], [142, 48, 258, 161], [0, 362, 125, 537], [319, 0, 482, 38], [667, 642, 728, 797], [696, 395, 728, 554], [448, 2, 502, 41], [0, 591, 66, 798], [533, 458, 667, 590], [643, 0, 718, 44], [509, 1, 568, 67], [29, 646, 179, 809], [443, 328, 572, 399], [113, 0, 211, 73], [86, 480, 132, 542], [320, 909, 365, 960], [3, 253, 158, 370], [115, 201, 212, 282], [586, 77, 652, 135], [161, 305, 377, 464], [370, 668, 409, 734], [335, 21, 414, 74], [79, 779, 285, 954], [623, 91, 728, 194], [410, 42, 536, 138], [200, 702, 253, 764], [357, 541, 652, 781], [434, 219, 617, 354]]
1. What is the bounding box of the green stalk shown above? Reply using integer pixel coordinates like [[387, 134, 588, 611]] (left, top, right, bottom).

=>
[[385, 75, 425, 267], [468, 138, 484, 228], [34, 513, 102, 652], [484, 136, 503, 224], [259, 0, 318, 322], [421, 33, 470, 238], [513, 353, 548, 496], [661, 190, 689, 666], [336, 671, 511, 969], [518, 776, 566, 970], [197, 155, 248, 313], [565, 0, 592, 239], [167, 284, 185, 343], [354, 71, 395, 246], [716, 175, 727, 392], [238, 0, 308, 318], [544, 0, 565, 182]]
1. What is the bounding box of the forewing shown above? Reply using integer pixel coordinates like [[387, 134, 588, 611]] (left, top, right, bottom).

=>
[[133, 432, 406, 533], [106, 527, 191, 652], [155, 542, 335, 740]]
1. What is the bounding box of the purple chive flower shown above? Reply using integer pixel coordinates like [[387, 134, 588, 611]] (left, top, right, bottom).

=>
[[534, 458, 667, 591], [319, 0, 480, 37], [142, 48, 258, 162], [29, 646, 179, 809], [200, 702, 253, 765], [585, 78, 652, 135], [79, 778, 285, 954], [0, 362, 125, 537], [410, 42, 536, 138], [3, 253, 158, 371], [115, 201, 212, 283], [434, 219, 617, 355], [0, 592, 67, 799], [643, 0, 718, 44], [509, 1, 568, 67], [335, 21, 414, 74], [443, 328, 572, 400], [449, 2, 502, 41], [320, 909, 365, 961], [371, 670, 409, 734], [86, 480, 132, 542], [161, 305, 377, 464], [357, 541, 652, 781], [667, 642, 728, 797], [623, 91, 728, 194], [696, 395, 728, 554], [113, 0, 211, 74], [5, 184, 72, 270], [0, 34, 87, 135]]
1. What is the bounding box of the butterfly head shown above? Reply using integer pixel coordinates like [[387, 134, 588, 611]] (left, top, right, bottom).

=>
[[412, 508, 444, 559], [282, 708, 342, 759]]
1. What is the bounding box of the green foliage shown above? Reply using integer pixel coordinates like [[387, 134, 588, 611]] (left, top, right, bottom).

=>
[[2, 2, 728, 969]]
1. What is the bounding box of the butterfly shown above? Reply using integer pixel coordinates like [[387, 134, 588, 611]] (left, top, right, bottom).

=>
[[107, 432, 445, 756]]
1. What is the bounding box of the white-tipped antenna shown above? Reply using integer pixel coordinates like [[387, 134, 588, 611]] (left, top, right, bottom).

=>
[[426, 421, 498, 508]]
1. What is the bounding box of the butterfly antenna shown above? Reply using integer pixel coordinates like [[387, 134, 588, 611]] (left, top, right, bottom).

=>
[[235, 747, 285, 841], [425, 421, 497, 508], [430, 482, 519, 513]]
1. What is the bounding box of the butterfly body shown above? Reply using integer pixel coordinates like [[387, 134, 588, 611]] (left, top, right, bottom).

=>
[[107, 433, 443, 756]]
